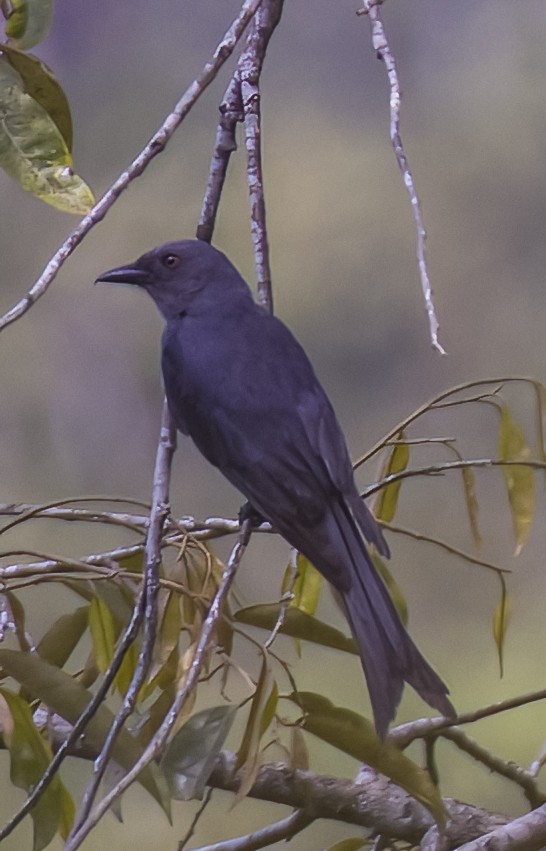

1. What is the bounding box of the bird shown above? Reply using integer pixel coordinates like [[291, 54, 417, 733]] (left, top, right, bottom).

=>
[[96, 239, 454, 736]]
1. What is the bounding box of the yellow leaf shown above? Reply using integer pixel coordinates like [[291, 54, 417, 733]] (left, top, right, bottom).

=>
[[497, 406, 535, 554], [88, 596, 116, 673], [493, 579, 511, 678], [374, 433, 410, 522]]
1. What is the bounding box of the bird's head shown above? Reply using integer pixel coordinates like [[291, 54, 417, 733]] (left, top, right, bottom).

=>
[[95, 239, 250, 320]]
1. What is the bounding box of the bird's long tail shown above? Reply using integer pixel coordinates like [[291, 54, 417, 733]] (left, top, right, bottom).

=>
[[322, 500, 454, 737]]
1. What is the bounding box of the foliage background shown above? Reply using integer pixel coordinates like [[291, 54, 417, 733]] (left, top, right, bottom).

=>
[[1, 0, 546, 847]]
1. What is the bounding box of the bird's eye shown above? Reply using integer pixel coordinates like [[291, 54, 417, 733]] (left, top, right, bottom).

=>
[[163, 254, 180, 269]]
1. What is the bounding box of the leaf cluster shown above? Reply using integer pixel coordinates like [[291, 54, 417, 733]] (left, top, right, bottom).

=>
[[0, 379, 545, 848]]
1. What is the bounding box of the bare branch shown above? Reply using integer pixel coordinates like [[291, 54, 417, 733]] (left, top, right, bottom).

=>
[[358, 0, 445, 354], [389, 688, 546, 748], [187, 809, 313, 851], [363, 457, 546, 496], [206, 751, 508, 848], [69, 402, 176, 837], [0, 0, 263, 333], [439, 727, 545, 808]]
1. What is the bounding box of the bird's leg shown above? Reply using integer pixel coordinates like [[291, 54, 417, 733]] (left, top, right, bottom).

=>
[[238, 501, 266, 528]]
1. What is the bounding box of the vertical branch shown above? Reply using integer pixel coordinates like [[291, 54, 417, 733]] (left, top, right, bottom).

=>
[[359, 0, 446, 355], [238, 0, 284, 313], [68, 402, 176, 837]]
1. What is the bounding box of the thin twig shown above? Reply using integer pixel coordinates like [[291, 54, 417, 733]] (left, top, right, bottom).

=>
[[0, 0, 263, 333], [439, 727, 545, 808], [359, 0, 445, 354], [389, 687, 546, 748], [186, 808, 313, 851], [383, 522, 509, 575], [363, 457, 546, 496], [178, 787, 214, 850], [354, 376, 543, 469], [0, 495, 149, 537], [65, 519, 253, 850], [69, 402, 176, 837]]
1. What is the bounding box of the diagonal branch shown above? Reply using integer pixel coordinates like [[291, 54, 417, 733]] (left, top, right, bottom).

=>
[[65, 519, 253, 850]]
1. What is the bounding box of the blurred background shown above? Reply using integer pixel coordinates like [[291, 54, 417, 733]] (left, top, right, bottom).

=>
[[2, 0, 546, 847]]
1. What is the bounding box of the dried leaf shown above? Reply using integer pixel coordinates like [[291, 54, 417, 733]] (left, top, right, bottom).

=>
[[290, 692, 446, 828], [497, 405, 535, 554], [235, 656, 277, 803]]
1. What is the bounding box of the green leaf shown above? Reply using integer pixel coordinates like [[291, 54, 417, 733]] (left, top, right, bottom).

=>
[[0, 43, 72, 149], [0, 58, 94, 212], [493, 578, 510, 678], [497, 405, 535, 554], [234, 604, 357, 654], [0, 649, 171, 818], [5, 0, 53, 50], [374, 433, 410, 522], [161, 705, 236, 801], [37, 606, 89, 668], [88, 596, 116, 674], [0, 687, 70, 850], [289, 692, 446, 828]]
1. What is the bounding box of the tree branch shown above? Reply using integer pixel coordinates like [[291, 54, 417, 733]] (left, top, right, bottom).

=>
[[0, 0, 263, 333], [358, 0, 445, 354]]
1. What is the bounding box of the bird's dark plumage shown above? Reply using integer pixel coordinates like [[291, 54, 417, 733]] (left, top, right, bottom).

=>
[[97, 239, 454, 735]]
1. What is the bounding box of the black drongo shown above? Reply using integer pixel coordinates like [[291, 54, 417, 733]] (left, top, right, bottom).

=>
[[97, 239, 454, 735]]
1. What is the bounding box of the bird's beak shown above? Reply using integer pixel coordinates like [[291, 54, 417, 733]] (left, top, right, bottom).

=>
[[95, 264, 150, 286]]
